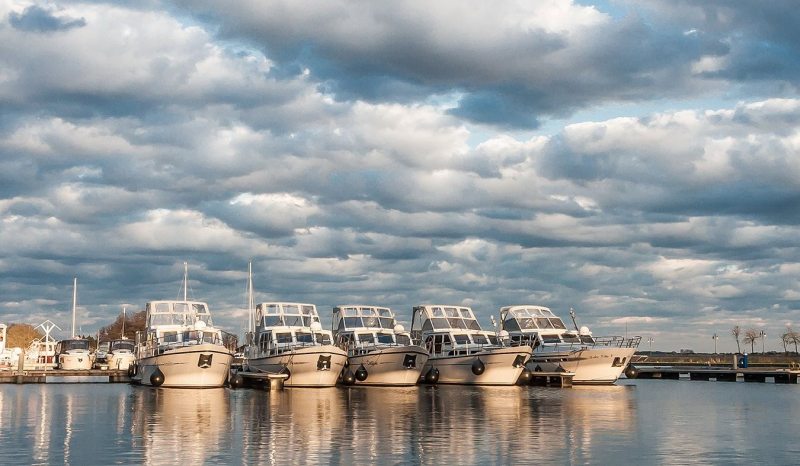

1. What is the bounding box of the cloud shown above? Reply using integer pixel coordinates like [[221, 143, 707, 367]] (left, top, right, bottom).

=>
[[8, 5, 86, 32]]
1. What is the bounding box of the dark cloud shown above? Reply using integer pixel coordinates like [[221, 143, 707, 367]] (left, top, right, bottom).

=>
[[8, 5, 86, 33]]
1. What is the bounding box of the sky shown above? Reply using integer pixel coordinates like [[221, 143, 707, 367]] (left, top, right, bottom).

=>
[[1, 0, 799, 352]]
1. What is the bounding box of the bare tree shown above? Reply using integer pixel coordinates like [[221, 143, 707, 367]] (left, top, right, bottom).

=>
[[743, 328, 758, 353], [787, 327, 800, 354], [731, 325, 742, 353], [781, 331, 789, 354]]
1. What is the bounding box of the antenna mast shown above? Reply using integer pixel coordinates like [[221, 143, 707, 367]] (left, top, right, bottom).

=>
[[183, 262, 188, 301], [569, 307, 580, 333], [72, 277, 77, 338], [248, 261, 255, 333]]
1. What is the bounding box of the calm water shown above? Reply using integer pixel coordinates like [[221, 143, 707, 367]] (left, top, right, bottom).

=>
[[1, 380, 799, 465]]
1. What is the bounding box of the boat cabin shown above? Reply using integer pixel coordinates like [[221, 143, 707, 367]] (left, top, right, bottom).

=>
[[139, 301, 224, 354], [252, 302, 334, 355], [500, 305, 595, 347], [108, 339, 135, 353], [56, 338, 91, 355], [332, 305, 412, 353], [411, 305, 500, 357]]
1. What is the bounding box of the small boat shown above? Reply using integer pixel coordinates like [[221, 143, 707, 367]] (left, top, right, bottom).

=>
[[333, 305, 429, 386], [411, 304, 532, 385], [500, 305, 641, 384], [244, 302, 347, 387], [58, 278, 94, 370], [106, 338, 136, 370], [131, 263, 233, 388]]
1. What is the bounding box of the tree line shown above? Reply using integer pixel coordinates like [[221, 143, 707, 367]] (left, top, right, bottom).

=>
[[731, 325, 800, 353]]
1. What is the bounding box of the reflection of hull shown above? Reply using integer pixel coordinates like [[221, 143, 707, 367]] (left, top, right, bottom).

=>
[[423, 346, 531, 385], [528, 347, 636, 384], [347, 346, 429, 386], [107, 352, 136, 370], [246, 345, 347, 387], [59, 352, 94, 370], [135, 344, 233, 388]]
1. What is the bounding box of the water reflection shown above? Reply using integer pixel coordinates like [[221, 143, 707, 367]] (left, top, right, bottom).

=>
[[131, 388, 231, 465]]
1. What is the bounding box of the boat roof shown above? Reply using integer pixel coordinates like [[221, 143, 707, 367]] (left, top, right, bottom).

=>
[[500, 305, 558, 318], [256, 302, 320, 316], [412, 304, 484, 332], [147, 301, 211, 313], [333, 305, 395, 317]]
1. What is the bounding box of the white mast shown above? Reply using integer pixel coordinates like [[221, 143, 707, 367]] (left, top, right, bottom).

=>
[[122, 306, 126, 339], [71, 277, 77, 338], [183, 261, 188, 301], [248, 261, 255, 333]]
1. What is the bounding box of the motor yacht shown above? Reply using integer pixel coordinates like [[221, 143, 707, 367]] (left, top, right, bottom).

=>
[[244, 302, 347, 387], [333, 305, 429, 386], [106, 338, 136, 370], [500, 305, 640, 384], [411, 304, 531, 385], [58, 278, 94, 370], [131, 264, 233, 387]]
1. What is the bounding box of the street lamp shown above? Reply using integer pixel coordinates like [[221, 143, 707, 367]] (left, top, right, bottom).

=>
[[647, 336, 654, 352], [759, 330, 766, 353], [712, 333, 719, 353]]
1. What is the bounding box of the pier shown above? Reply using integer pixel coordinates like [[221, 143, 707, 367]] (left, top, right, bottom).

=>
[[528, 371, 575, 387], [626, 365, 800, 383], [0, 369, 131, 384]]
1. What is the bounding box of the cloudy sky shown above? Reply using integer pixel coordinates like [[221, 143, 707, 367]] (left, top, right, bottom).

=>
[[1, 0, 799, 352]]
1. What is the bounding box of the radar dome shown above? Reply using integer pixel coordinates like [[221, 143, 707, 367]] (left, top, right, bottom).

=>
[[579, 326, 591, 336], [393, 324, 405, 333], [195, 320, 207, 329], [498, 330, 510, 339]]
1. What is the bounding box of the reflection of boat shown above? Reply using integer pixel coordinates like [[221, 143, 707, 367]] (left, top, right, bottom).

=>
[[0, 323, 20, 369], [500, 305, 640, 384], [333, 305, 429, 386], [411, 305, 531, 385], [58, 278, 94, 370], [132, 388, 229, 465], [132, 264, 233, 387], [106, 339, 136, 370], [244, 302, 347, 387]]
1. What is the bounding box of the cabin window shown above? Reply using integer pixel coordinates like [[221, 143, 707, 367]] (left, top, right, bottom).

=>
[[315, 333, 331, 345], [430, 318, 450, 329], [296, 332, 313, 344], [276, 333, 292, 344], [362, 307, 378, 316], [453, 335, 470, 345], [344, 317, 363, 328], [174, 302, 190, 314], [542, 335, 561, 344], [422, 320, 434, 331], [265, 304, 280, 314], [448, 318, 467, 329], [487, 335, 499, 345], [284, 304, 300, 314], [379, 317, 394, 328], [580, 335, 595, 344], [472, 334, 488, 345], [284, 315, 304, 326], [263, 316, 282, 327], [518, 318, 537, 329], [192, 303, 206, 314], [562, 335, 580, 343], [362, 316, 379, 327], [358, 333, 375, 344], [549, 319, 567, 329], [396, 334, 411, 345], [445, 307, 459, 317], [459, 309, 472, 319], [343, 307, 358, 316], [155, 303, 170, 313], [301, 305, 315, 315], [378, 308, 392, 317], [504, 319, 521, 332], [377, 334, 394, 344], [467, 320, 481, 331], [536, 318, 554, 329], [162, 331, 178, 343], [432, 307, 446, 317]]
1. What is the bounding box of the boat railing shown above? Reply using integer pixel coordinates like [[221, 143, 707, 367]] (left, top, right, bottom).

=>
[[138, 329, 236, 357], [538, 335, 642, 352]]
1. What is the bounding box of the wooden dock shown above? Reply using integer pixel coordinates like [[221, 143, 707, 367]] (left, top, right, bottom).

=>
[[627, 365, 800, 383], [236, 371, 289, 390], [0, 369, 131, 384]]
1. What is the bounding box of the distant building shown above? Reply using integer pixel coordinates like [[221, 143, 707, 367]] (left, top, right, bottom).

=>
[[679, 349, 695, 354]]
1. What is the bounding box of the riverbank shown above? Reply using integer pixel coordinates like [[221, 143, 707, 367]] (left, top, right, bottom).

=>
[[636, 351, 800, 367]]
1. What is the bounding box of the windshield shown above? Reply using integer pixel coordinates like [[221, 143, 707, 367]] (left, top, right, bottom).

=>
[[63, 340, 89, 351], [110, 341, 134, 351]]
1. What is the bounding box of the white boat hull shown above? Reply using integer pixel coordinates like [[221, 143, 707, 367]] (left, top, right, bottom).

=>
[[134, 344, 233, 388], [423, 346, 531, 385], [347, 346, 429, 386], [528, 347, 637, 384], [107, 352, 136, 371], [246, 345, 347, 387], [59, 351, 94, 370]]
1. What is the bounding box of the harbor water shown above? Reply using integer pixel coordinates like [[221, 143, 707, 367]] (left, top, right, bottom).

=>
[[1, 380, 799, 465]]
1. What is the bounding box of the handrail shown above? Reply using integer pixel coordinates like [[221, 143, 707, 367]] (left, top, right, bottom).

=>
[[136, 329, 236, 358]]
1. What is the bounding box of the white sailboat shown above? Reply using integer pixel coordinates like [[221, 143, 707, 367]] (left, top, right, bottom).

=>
[[411, 304, 532, 385], [131, 263, 233, 387], [57, 278, 94, 370], [333, 305, 429, 386], [500, 305, 640, 384]]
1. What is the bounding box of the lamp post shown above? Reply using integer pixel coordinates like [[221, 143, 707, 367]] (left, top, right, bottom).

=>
[[647, 337, 654, 352], [759, 330, 766, 353], [712, 333, 719, 353]]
